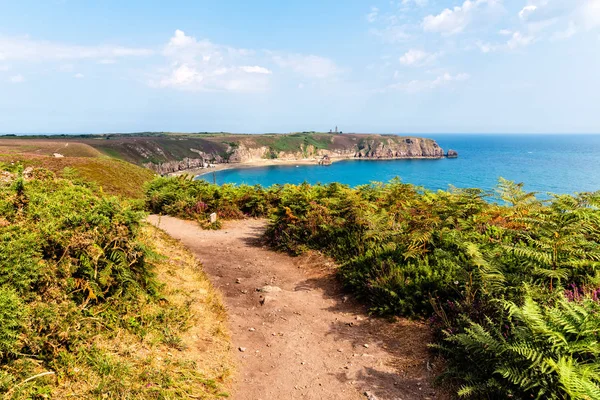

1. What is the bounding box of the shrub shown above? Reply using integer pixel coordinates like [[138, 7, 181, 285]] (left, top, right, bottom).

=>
[[0, 287, 23, 359], [146, 174, 600, 399], [438, 293, 600, 399], [0, 166, 160, 397], [144, 175, 280, 223]]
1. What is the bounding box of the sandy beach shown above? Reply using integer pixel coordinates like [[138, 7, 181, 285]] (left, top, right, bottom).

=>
[[169, 157, 336, 178]]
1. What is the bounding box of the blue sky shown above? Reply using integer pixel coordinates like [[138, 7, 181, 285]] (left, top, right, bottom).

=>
[[1, 0, 599, 133]]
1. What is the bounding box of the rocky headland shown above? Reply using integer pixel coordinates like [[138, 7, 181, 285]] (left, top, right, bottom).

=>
[[73, 132, 455, 175]]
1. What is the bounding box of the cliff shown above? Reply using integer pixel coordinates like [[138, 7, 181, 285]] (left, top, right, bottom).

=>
[[81, 132, 450, 174]]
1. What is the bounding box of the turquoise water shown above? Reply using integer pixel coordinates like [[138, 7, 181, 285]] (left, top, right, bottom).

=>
[[198, 134, 600, 194]]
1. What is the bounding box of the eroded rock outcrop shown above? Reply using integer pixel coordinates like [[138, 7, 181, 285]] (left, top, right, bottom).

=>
[[144, 155, 225, 174], [135, 134, 452, 174]]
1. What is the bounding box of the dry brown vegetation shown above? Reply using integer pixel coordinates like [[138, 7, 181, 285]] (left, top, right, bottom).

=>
[[0, 139, 154, 198], [0, 140, 102, 158], [50, 225, 233, 399]]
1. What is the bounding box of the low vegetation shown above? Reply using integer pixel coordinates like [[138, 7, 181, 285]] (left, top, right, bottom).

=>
[[0, 164, 230, 399], [150, 175, 600, 399], [0, 154, 154, 198], [144, 175, 281, 228]]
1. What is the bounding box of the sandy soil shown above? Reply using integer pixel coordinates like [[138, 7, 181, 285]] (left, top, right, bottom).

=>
[[147, 216, 445, 400]]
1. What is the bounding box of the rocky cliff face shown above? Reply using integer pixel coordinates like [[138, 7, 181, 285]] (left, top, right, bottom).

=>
[[226, 136, 444, 163], [139, 134, 448, 174], [325, 137, 444, 159], [144, 150, 225, 174]]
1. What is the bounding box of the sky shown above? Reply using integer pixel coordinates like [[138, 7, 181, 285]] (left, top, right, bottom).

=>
[[0, 0, 599, 134]]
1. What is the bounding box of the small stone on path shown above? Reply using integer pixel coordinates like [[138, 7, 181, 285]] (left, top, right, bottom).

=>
[[364, 391, 379, 400], [259, 295, 276, 306], [257, 285, 282, 293]]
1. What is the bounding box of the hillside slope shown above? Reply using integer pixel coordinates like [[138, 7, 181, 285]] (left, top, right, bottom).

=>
[[0, 132, 451, 176], [0, 138, 155, 198], [84, 132, 447, 174]]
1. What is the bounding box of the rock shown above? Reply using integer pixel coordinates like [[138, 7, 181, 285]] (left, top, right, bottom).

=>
[[363, 344, 369, 348], [364, 391, 379, 400], [238, 347, 246, 352], [447, 149, 458, 158], [235, 278, 242, 284], [210, 213, 218, 224], [260, 296, 276, 306], [22, 167, 34, 178], [257, 285, 282, 293], [248, 328, 256, 332], [0, 171, 15, 184]]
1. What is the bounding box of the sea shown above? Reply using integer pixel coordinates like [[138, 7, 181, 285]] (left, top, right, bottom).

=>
[[197, 134, 600, 195]]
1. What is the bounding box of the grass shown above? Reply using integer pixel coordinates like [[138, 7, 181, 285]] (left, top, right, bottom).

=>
[[0, 166, 233, 399], [252, 133, 332, 154], [4, 225, 232, 399], [0, 132, 440, 169], [0, 140, 103, 158], [0, 154, 154, 198]]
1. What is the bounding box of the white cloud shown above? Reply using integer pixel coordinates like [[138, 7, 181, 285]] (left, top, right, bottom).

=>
[[579, 0, 600, 30], [74, 73, 84, 79], [519, 5, 538, 20], [475, 30, 536, 53], [389, 72, 469, 92], [552, 21, 577, 40], [422, 0, 498, 35], [366, 7, 379, 23], [153, 30, 341, 92], [98, 59, 116, 64], [546, 0, 600, 40], [507, 31, 535, 49], [272, 54, 341, 79], [0, 35, 153, 62], [401, 0, 429, 7], [399, 49, 438, 66], [239, 65, 272, 74], [476, 41, 495, 53], [369, 25, 412, 43], [153, 30, 272, 92], [9, 74, 25, 83], [0, 65, 10, 72], [498, 29, 513, 35]]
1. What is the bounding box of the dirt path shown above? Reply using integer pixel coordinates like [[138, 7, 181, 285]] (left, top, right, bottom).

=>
[[147, 216, 442, 400]]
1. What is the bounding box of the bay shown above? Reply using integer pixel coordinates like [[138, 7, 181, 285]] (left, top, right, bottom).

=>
[[199, 134, 600, 194]]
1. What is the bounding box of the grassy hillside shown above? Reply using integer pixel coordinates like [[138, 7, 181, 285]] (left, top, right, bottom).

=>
[[0, 167, 231, 399], [0, 139, 155, 198], [2, 132, 443, 172]]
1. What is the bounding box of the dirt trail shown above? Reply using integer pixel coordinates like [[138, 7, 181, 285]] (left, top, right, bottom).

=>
[[147, 216, 442, 400]]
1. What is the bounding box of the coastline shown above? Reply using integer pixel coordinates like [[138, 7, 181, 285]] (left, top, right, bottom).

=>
[[169, 158, 325, 178], [169, 156, 446, 179]]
